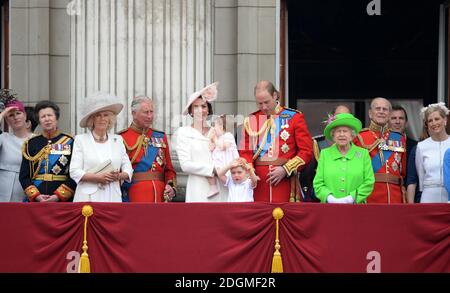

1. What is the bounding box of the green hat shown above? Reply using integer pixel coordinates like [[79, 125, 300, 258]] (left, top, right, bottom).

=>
[[324, 113, 362, 141]]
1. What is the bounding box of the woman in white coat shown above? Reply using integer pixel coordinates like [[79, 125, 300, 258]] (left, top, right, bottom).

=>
[[174, 82, 228, 202], [70, 92, 133, 202], [415, 102, 450, 203]]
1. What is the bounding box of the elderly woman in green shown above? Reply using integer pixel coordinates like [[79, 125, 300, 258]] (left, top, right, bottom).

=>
[[313, 113, 375, 204]]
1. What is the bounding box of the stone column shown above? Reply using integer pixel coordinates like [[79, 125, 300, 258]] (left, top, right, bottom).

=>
[[70, 0, 213, 135], [213, 0, 276, 118], [10, 0, 72, 132]]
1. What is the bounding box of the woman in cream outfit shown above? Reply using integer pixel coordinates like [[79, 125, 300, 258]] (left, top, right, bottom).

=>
[[415, 103, 450, 203], [70, 92, 133, 202], [174, 82, 228, 202]]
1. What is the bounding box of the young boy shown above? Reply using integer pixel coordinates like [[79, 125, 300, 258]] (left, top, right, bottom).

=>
[[217, 158, 259, 202]]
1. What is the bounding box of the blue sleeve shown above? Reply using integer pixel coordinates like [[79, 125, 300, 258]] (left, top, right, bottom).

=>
[[405, 145, 418, 186], [444, 149, 450, 196]]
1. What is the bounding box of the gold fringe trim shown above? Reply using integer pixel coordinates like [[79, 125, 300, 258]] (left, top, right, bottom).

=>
[[79, 205, 94, 273], [271, 207, 284, 273]]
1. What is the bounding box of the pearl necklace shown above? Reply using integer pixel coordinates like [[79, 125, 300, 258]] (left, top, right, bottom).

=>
[[92, 132, 108, 143]]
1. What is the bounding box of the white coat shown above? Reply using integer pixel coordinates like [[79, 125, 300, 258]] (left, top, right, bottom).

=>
[[70, 132, 133, 202], [415, 136, 450, 203], [174, 126, 228, 202]]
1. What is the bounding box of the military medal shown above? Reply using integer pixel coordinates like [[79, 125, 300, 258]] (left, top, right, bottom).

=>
[[62, 144, 71, 155], [156, 155, 163, 166], [52, 164, 62, 175], [394, 152, 401, 163], [281, 118, 290, 129], [281, 143, 290, 154], [392, 161, 398, 172], [142, 135, 150, 156], [157, 149, 165, 166], [280, 130, 290, 141], [59, 155, 68, 166], [378, 139, 388, 151]]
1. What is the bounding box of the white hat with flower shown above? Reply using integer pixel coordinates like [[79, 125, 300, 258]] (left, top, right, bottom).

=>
[[182, 82, 219, 115]]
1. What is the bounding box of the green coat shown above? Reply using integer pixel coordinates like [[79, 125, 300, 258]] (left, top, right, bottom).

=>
[[313, 143, 375, 204]]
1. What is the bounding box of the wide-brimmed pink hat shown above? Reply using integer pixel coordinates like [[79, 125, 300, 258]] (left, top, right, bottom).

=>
[[182, 82, 219, 115]]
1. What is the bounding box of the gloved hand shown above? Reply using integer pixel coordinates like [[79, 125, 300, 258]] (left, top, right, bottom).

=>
[[327, 194, 354, 204], [342, 195, 355, 204], [327, 194, 340, 203]]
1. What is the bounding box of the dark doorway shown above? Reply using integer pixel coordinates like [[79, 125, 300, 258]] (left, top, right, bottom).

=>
[[286, 0, 446, 136]]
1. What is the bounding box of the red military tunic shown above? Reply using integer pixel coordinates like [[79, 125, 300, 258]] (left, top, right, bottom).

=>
[[239, 105, 313, 202], [120, 124, 176, 203], [353, 122, 406, 204]]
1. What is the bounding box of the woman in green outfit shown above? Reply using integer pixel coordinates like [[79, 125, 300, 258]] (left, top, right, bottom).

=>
[[313, 113, 375, 204]]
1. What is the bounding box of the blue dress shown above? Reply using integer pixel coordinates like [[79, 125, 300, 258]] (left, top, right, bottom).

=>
[[443, 148, 450, 200]]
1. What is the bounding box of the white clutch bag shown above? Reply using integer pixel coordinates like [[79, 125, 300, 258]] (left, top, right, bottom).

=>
[[86, 159, 114, 174], [80, 160, 115, 195]]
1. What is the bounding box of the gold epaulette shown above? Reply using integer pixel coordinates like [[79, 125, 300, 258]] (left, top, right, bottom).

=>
[[359, 128, 370, 132]]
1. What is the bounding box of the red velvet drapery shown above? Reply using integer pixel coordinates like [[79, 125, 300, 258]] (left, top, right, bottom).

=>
[[0, 203, 448, 273]]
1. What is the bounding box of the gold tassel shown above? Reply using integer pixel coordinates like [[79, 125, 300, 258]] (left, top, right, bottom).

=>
[[271, 207, 284, 273], [79, 205, 94, 273]]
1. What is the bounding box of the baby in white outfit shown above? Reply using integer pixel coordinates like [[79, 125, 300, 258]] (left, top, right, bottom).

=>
[[206, 115, 239, 197]]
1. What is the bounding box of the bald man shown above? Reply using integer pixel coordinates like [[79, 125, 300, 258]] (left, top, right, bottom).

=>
[[353, 98, 406, 204], [239, 80, 313, 202]]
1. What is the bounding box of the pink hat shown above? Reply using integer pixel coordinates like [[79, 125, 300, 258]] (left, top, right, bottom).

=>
[[182, 82, 219, 115], [6, 100, 25, 112]]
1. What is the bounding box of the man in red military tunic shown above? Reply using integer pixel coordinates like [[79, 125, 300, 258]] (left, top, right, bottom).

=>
[[353, 97, 406, 204], [119, 96, 176, 202], [239, 80, 313, 202]]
